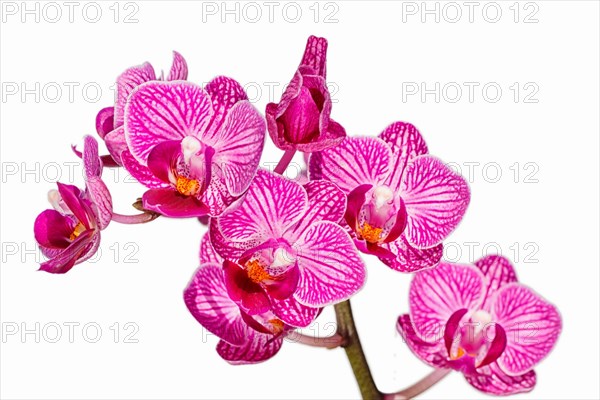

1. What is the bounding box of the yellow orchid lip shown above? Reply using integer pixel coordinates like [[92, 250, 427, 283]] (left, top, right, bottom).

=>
[[175, 176, 201, 196], [69, 222, 86, 241], [246, 259, 274, 284]]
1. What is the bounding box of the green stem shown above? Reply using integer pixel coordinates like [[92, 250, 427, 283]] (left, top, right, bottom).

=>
[[334, 300, 382, 399]]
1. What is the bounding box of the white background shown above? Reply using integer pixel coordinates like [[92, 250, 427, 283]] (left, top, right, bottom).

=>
[[1, 1, 599, 399]]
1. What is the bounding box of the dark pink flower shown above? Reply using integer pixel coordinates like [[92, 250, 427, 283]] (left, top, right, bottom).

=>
[[266, 36, 345, 152], [397, 256, 561, 395], [122, 78, 266, 218], [211, 170, 366, 311], [93, 51, 188, 166], [310, 122, 470, 272], [33, 136, 112, 273]]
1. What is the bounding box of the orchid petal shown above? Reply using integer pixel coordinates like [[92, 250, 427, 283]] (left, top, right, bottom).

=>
[[295, 221, 366, 307], [104, 126, 128, 166], [216, 332, 283, 365], [39, 230, 96, 274], [492, 283, 561, 376], [309, 137, 391, 193], [223, 260, 270, 315], [114, 62, 156, 126], [200, 175, 240, 217], [142, 189, 209, 218], [86, 176, 112, 230], [208, 218, 257, 260], [299, 35, 328, 78], [410, 262, 485, 339], [56, 183, 90, 229], [125, 81, 213, 164], [271, 296, 319, 328], [166, 51, 188, 81], [82, 136, 102, 178], [475, 255, 518, 310], [121, 150, 170, 189], [396, 314, 450, 369], [402, 155, 470, 248], [378, 235, 443, 272], [466, 363, 536, 395], [199, 232, 222, 265], [203, 76, 248, 137], [95, 107, 115, 139], [34, 209, 75, 249]]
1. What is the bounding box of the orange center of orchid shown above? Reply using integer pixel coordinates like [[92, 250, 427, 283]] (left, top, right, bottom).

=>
[[268, 318, 285, 334], [176, 176, 201, 196], [69, 222, 86, 241], [246, 259, 273, 283], [359, 222, 383, 243]]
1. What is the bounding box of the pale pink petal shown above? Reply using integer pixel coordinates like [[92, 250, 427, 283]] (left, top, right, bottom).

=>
[[184, 264, 246, 346], [82, 136, 102, 178], [114, 62, 156, 126], [378, 235, 443, 273], [475, 255, 518, 310], [203, 76, 248, 138], [199, 232, 222, 265], [295, 221, 366, 307], [410, 262, 485, 339], [121, 150, 170, 189], [401, 155, 470, 248], [166, 51, 188, 81], [271, 296, 319, 328], [208, 218, 258, 260], [86, 176, 112, 230], [104, 126, 128, 165], [492, 284, 561, 376], [208, 100, 266, 196], [218, 170, 308, 242], [125, 81, 213, 164], [396, 314, 449, 368], [216, 331, 283, 365], [379, 122, 428, 193], [287, 180, 346, 241], [466, 362, 536, 395], [309, 137, 391, 193]]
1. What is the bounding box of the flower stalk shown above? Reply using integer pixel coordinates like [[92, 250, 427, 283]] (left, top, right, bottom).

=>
[[273, 149, 296, 175], [384, 369, 451, 400], [291, 332, 346, 349], [111, 211, 159, 224]]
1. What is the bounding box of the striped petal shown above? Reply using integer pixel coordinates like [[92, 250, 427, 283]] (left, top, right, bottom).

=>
[[475, 255, 518, 310], [218, 170, 308, 242], [410, 262, 485, 339], [295, 221, 366, 307], [401, 155, 470, 248], [299, 35, 327, 78], [104, 126, 128, 166], [199, 232, 222, 265], [492, 284, 561, 376], [271, 296, 319, 328], [309, 137, 391, 193], [379, 122, 428, 193], [396, 314, 449, 368], [121, 150, 170, 189], [216, 331, 283, 365], [114, 62, 156, 127], [166, 51, 188, 81], [203, 76, 248, 138], [378, 235, 443, 273], [125, 81, 213, 164], [466, 362, 536, 395], [184, 264, 246, 346], [95, 107, 114, 139]]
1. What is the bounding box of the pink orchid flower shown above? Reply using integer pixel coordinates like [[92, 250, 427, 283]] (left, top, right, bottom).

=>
[[310, 122, 470, 272], [33, 136, 113, 273], [210, 170, 366, 320], [185, 233, 317, 364], [93, 51, 188, 166], [266, 36, 346, 152], [121, 77, 266, 218], [397, 255, 561, 395]]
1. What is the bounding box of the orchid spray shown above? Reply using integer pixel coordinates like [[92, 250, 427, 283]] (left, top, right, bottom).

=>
[[32, 36, 561, 398]]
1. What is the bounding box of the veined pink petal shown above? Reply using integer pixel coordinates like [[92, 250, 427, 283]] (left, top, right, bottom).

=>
[[82, 136, 102, 178], [396, 314, 449, 369], [199, 232, 222, 265], [223, 260, 270, 315], [200, 174, 241, 217], [295, 221, 366, 307], [114, 62, 156, 127], [95, 107, 114, 139], [146, 140, 180, 183], [299, 35, 328, 78], [402, 155, 470, 248], [184, 264, 246, 346], [379, 122, 428, 193], [86, 176, 112, 230], [466, 362, 536, 395], [492, 283, 561, 376], [166, 51, 188, 81], [125, 81, 213, 164], [309, 137, 391, 193], [218, 170, 308, 242], [204, 76, 248, 138], [410, 262, 485, 340], [104, 126, 128, 166], [216, 332, 283, 365], [208, 100, 266, 196], [121, 150, 170, 189], [142, 189, 209, 218], [378, 235, 443, 272], [271, 296, 319, 328], [57, 183, 90, 229], [38, 229, 96, 274], [287, 180, 346, 241], [34, 209, 75, 249], [209, 218, 257, 260], [475, 255, 518, 310]]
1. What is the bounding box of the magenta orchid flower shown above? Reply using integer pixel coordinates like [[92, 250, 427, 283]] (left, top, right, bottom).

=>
[[397, 255, 561, 395], [310, 122, 470, 272], [121, 77, 266, 218], [93, 51, 188, 166], [33, 136, 112, 273], [184, 233, 303, 364], [210, 170, 366, 321], [266, 36, 345, 152]]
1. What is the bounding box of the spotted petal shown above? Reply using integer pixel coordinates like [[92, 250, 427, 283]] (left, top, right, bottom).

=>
[[466, 362, 536, 395], [125, 81, 213, 164], [216, 331, 283, 365], [114, 62, 156, 127], [121, 150, 170, 189], [401, 155, 470, 248], [295, 221, 366, 307], [475, 255, 518, 310], [379, 122, 428, 193], [492, 283, 561, 376], [184, 264, 246, 346], [309, 137, 391, 193], [410, 262, 485, 339], [218, 170, 308, 242]]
